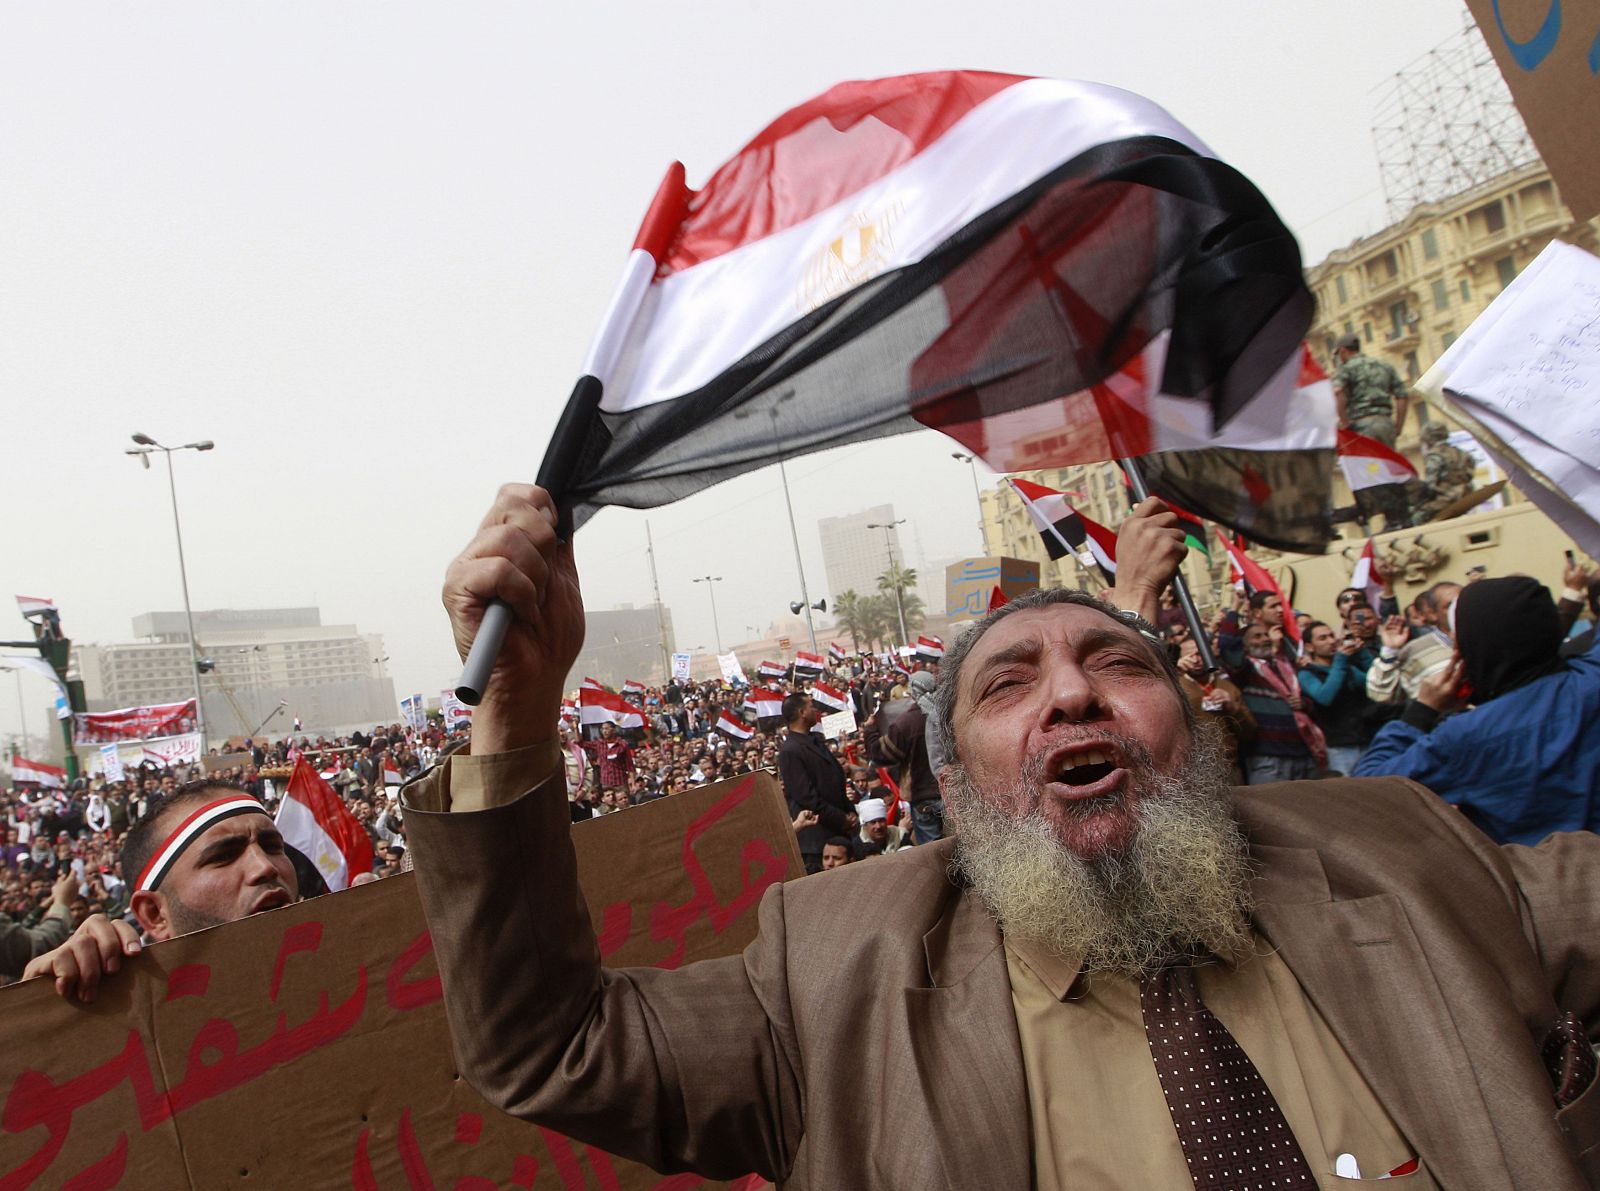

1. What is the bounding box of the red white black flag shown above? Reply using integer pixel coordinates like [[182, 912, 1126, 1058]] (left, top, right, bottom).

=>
[[757, 660, 787, 680], [793, 651, 825, 673], [827, 642, 848, 663], [535, 71, 1322, 549], [715, 709, 755, 740], [579, 687, 647, 729], [1010, 478, 1118, 583], [1337, 428, 1417, 491], [810, 682, 850, 712]]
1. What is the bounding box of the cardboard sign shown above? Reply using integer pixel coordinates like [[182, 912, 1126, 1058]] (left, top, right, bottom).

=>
[[0, 772, 801, 1189], [1465, 0, 1600, 220], [945, 556, 1041, 620], [202, 752, 253, 775]]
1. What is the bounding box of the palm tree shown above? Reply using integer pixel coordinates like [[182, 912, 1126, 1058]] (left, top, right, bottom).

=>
[[877, 563, 919, 644], [832, 589, 868, 651]]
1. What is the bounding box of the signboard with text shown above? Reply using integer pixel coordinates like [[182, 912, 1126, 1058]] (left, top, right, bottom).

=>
[[0, 772, 800, 1189], [1466, 0, 1600, 219]]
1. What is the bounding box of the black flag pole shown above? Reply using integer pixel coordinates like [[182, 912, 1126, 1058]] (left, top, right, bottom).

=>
[[1119, 455, 1219, 675]]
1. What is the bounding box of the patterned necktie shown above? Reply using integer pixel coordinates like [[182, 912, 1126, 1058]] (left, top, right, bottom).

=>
[[1140, 962, 1318, 1189]]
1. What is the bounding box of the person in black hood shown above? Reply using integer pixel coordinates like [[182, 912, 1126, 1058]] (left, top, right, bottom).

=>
[[1357, 575, 1600, 844], [1452, 575, 1567, 702]]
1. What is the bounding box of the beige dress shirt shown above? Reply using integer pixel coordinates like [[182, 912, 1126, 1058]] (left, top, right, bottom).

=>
[[1005, 936, 1435, 1189]]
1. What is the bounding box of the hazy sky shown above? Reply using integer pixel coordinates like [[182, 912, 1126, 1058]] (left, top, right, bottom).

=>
[[1, 0, 1476, 744]]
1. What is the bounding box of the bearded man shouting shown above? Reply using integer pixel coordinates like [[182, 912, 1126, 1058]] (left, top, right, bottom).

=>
[[404, 484, 1600, 1190]]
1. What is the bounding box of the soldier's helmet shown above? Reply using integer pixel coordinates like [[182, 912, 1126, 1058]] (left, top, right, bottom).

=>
[[1420, 422, 1450, 445]]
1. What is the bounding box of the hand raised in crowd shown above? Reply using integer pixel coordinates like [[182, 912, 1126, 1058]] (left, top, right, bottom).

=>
[[1338, 632, 1364, 656], [792, 808, 819, 833], [51, 869, 79, 908], [1102, 497, 1189, 623], [443, 484, 586, 755], [23, 913, 142, 1003], [1379, 615, 1410, 652], [1417, 653, 1469, 714], [1564, 559, 1591, 592]]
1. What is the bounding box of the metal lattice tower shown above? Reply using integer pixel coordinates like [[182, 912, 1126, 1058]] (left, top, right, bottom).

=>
[[1371, 21, 1540, 221]]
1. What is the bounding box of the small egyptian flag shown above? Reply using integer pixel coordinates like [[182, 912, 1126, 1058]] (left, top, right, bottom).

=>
[[811, 681, 850, 712], [716, 710, 755, 740]]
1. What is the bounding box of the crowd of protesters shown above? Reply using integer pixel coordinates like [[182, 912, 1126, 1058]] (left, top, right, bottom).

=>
[[6, 507, 1599, 977]]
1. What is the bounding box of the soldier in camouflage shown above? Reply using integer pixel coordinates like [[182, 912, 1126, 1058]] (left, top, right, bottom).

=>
[[1413, 421, 1478, 522], [1333, 332, 1411, 529]]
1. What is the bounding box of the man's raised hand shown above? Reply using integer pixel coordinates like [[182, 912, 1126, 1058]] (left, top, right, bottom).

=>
[[443, 484, 585, 754], [23, 913, 142, 1003]]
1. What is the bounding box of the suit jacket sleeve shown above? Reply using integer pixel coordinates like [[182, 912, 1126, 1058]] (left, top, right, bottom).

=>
[[1503, 829, 1600, 1034], [404, 764, 803, 1181]]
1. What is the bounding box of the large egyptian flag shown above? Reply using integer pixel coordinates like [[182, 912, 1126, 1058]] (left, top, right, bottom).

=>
[[532, 71, 1319, 548]]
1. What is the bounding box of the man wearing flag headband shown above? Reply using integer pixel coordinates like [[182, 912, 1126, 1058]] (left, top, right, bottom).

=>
[[23, 782, 298, 1002], [407, 483, 1600, 1188]]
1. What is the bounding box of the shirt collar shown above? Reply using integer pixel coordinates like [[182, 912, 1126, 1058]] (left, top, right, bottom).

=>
[[1003, 930, 1249, 1002]]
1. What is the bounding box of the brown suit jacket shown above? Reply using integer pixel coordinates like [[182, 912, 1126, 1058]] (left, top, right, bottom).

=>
[[404, 771, 1600, 1189]]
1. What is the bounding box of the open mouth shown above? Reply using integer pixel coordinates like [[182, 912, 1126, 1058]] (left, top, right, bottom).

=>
[[1054, 748, 1118, 787], [252, 888, 292, 913]]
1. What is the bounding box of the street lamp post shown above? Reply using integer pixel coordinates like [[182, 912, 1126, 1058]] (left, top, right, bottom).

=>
[[127, 433, 214, 748], [950, 452, 989, 554], [693, 576, 725, 655], [733, 393, 819, 652], [866, 520, 910, 646]]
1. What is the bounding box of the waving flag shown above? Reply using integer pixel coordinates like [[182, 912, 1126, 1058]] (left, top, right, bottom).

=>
[[810, 681, 850, 712], [622, 679, 646, 699], [14, 595, 56, 619], [914, 635, 946, 661], [747, 688, 786, 719], [533, 71, 1314, 545], [1220, 534, 1300, 644], [579, 687, 647, 729], [10, 757, 65, 788], [276, 759, 374, 891], [793, 650, 825, 674], [1011, 478, 1118, 582], [715, 709, 755, 740], [828, 642, 848, 664], [1350, 538, 1387, 613], [581, 677, 606, 692], [1337, 428, 1418, 491], [757, 660, 787, 680]]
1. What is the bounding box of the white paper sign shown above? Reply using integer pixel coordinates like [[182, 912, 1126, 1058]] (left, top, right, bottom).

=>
[[1419, 241, 1600, 555], [671, 652, 692, 682], [141, 732, 202, 767], [439, 690, 473, 730], [99, 743, 124, 782], [818, 707, 858, 739], [717, 652, 748, 687]]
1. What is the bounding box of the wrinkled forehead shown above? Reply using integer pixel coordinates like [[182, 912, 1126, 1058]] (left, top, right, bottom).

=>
[[959, 603, 1152, 695]]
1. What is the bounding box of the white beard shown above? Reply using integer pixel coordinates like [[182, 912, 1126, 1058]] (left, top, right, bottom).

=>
[[945, 730, 1254, 977]]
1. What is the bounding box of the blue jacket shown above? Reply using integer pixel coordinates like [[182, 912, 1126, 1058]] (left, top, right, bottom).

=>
[[1356, 638, 1600, 844]]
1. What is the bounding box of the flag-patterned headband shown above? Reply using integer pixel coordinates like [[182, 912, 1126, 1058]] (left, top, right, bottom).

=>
[[135, 797, 266, 892]]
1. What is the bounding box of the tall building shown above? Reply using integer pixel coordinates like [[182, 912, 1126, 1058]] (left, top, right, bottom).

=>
[[75, 608, 398, 742], [1306, 160, 1600, 509], [563, 603, 675, 691], [818, 504, 902, 604]]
